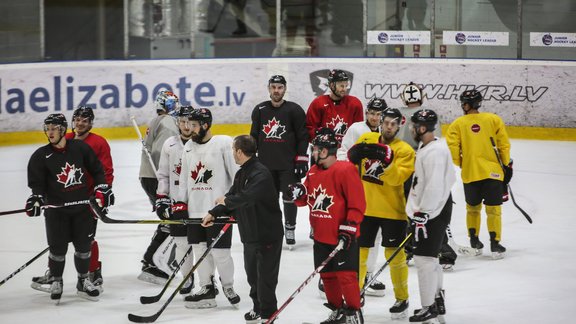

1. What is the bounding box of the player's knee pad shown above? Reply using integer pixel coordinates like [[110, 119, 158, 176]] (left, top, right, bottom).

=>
[[152, 236, 177, 275], [466, 203, 482, 215]]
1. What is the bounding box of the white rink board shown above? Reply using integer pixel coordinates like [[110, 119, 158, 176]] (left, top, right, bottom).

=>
[[1, 58, 576, 132]]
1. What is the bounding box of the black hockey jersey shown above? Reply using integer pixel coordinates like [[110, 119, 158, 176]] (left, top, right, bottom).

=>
[[250, 100, 308, 170]]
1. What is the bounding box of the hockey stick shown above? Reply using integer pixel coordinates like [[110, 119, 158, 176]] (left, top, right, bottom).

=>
[[131, 116, 159, 177], [265, 240, 345, 324], [89, 198, 235, 225], [361, 233, 412, 295], [140, 244, 193, 304], [489, 137, 533, 224], [128, 222, 234, 323], [445, 225, 478, 256], [1, 199, 91, 216], [0, 247, 49, 287]]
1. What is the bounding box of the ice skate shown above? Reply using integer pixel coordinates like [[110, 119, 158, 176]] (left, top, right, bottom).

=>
[[468, 229, 484, 256], [77, 276, 100, 301], [244, 309, 260, 324], [285, 225, 296, 249], [184, 284, 217, 308], [390, 299, 409, 319], [89, 262, 104, 293], [364, 276, 385, 297], [223, 286, 241, 308], [490, 232, 506, 259], [137, 260, 169, 285], [50, 279, 63, 305], [31, 269, 54, 293], [320, 303, 345, 324], [409, 304, 439, 323]]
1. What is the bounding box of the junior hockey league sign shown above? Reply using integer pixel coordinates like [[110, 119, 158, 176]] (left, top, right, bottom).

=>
[[0, 58, 575, 132]]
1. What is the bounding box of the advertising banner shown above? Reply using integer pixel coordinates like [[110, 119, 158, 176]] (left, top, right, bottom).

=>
[[530, 33, 576, 47], [443, 31, 509, 46], [1, 58, 575, 132], [367, 31, 431, 45]]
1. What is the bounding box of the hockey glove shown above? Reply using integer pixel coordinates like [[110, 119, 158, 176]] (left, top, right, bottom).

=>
[[294, 155, 310, 179], [94, 184, 115, 208], [503, 159, 513, 184], [171, 202, 188, 219], [25, 194, 44, 217], [348, 143, 394, 167], [338, 222, 358, 250], [411, 212, 429, 242], [155, 195, 172, 219], [286, 183, 306, 201]]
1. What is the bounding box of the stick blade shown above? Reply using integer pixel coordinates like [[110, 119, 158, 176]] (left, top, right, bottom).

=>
[[140, 295, 161, 305], [128, 312, 159, 323]]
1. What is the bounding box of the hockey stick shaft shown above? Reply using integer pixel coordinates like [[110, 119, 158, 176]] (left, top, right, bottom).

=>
[[1, 199, 91, 217], [128, 222, 234, 323], [140, 244, 194, 304], [266, 240, 345, 324], [361, 233, 412, 295], [0, 247, 49, 287], [88, 198, 235, 225], [131, 116, 159, 177], [490, 137, 533, 224]]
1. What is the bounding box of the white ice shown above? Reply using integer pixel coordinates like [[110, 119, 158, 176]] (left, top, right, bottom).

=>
[[1, 138, 575, 324]]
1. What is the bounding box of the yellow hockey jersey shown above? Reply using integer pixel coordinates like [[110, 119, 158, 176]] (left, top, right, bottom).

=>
[[445, 112, 510, 184], [355, 132, 415, 220]]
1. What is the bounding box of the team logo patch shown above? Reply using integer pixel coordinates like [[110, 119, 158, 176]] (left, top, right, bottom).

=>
[[262, 117, 286, 139], [56, 162, 84, 188], [326, 115, 348, 136], [191, 161, 213, 184], [173, 159, 182, 177], [362, 159, 384, 185], [309, 185, 334, 213], [471, 124, 481, 133], [309, 69, 354, 97]]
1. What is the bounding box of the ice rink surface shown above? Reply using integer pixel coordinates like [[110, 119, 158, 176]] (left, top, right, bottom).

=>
[[1, 138, 575, 324]]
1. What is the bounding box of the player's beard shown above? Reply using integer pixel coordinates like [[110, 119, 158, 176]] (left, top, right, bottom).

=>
[[191, 127, 207, 144], [270, 92, 284, 103]]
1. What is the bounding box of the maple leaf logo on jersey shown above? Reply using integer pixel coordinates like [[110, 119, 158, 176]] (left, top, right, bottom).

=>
[[309, 185, 334, 213], [362, 159, 384, 185], [56, 162, 84, 188], [191, 161, 213, 184], [173, 159, 182, 177], [326, 115, 348, 136], [262, 117, 286, 139]]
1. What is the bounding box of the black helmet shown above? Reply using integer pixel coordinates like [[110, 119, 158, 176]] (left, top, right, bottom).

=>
[[411, 109, 438, 132], [367, 98, 388, 112], [402, 82, 424, 106], [268, 75, 286, 85], [312, 128, 339, 155], [177, 105, 195, 118], [73, 106, 95, 122], [190, 108, 213, 128], [44, 113, 68, 130], [382, 108, 404, 124], [327, 69, 349, 83], [460, 89, 482, 109]]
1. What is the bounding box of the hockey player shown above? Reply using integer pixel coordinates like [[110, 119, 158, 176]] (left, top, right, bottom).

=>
[[406, 109, 455, 323], [26, 113, 114, 303], [31, 106, 114, 294], [250, 75, 308, 249], [348, 108, 415, 319], [173, 108, 240, 309], [305, 69, 364, 144], [397, 82, 456, 270], [336, 97, 388, 297], [202, 135, 284, 324], [155, 105, 197, 296], [446, 89, 511, 259], [289, 128, 366, 324], [137, 89, 180, 284]]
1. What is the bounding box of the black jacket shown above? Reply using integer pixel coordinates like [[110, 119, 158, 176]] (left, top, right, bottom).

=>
[[210, 157, 283, 244]]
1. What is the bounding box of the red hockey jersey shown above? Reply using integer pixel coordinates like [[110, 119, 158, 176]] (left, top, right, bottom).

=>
[[305, 94, 364, 143]]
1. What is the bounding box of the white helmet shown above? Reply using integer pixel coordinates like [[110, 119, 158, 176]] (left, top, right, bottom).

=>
[[401, 82, 424, 106]]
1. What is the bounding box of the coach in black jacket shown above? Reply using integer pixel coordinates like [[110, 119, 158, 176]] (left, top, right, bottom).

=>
[[203, 135, 284, 323]]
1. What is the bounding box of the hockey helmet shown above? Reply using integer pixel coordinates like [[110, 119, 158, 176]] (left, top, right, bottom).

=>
[[411, 109, 438, 132], [382, 108, 404, 126], [401, 82, 424, 106], [177, 105, 195, 118], [367, 98, 388, 112], [327, 69, 349, 83], [190, 108, 213, 128], [460, 89, 482, 110], [268, 75, 287, 85], [312, 128, 339, 155], [73, 106, 95, 122], [154, 89, 180, 114], [44, 113, 68, 130]]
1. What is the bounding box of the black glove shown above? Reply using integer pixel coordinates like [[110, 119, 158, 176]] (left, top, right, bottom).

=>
[[338, 222, 358, 250], [348, 143, 394, 167], [286, 183, 306, 201], [294, 155, 309, 179], [171, 201, 188, 219], [411, 212, 429, 242], [155, 195, 172, 219], [25, 194, 44, 217], [94, 184, 115, 208], [503, 159, 513, 184]]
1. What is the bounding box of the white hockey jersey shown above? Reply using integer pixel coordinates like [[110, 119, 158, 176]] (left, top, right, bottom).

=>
[[177, 135, 239, 218], [336, 121, 379, 161], [406, 138, 456, 220], [157, 135, 186, 199]]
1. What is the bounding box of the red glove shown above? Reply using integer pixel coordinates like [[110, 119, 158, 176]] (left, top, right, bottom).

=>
[[171, 202, 188, 219]]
